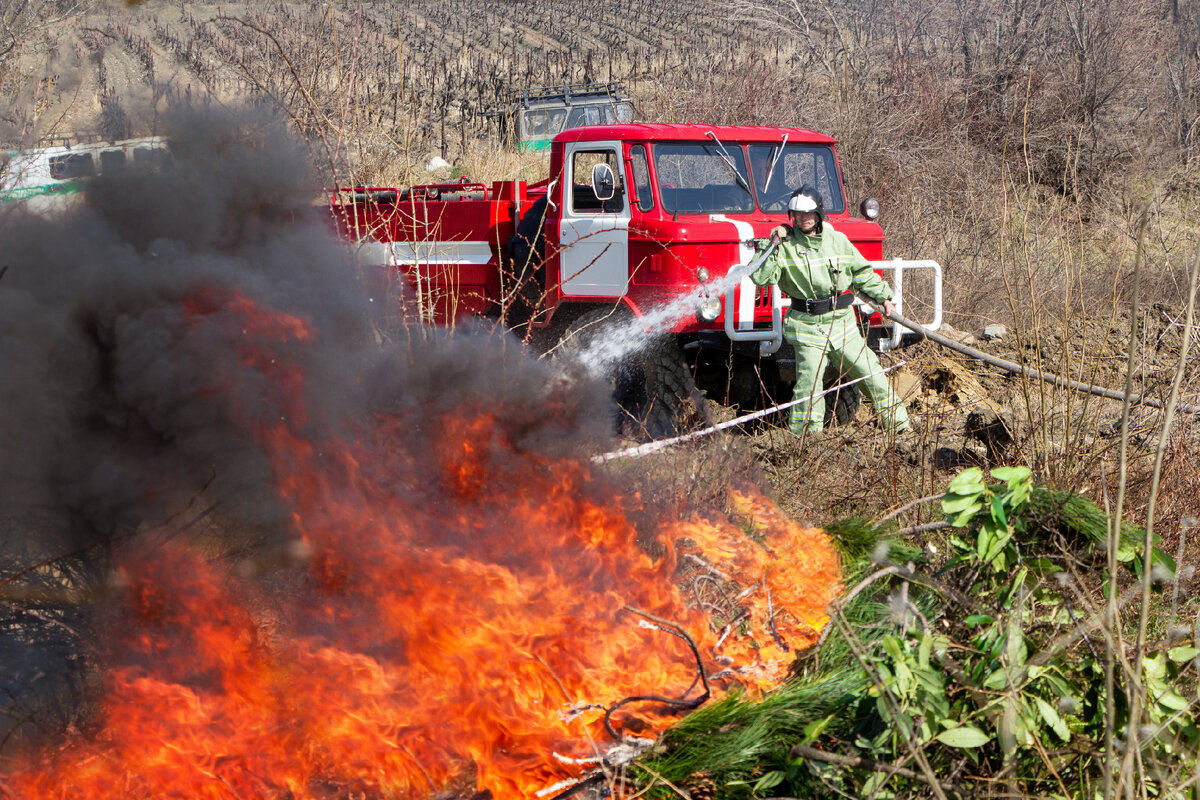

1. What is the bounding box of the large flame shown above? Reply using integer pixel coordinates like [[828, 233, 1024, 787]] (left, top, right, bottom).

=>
[[0, 293, 840, 798]]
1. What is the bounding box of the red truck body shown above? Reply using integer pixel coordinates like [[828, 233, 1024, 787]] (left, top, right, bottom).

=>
[[330, 123, 883, 332], [329, 123, 922, 432]]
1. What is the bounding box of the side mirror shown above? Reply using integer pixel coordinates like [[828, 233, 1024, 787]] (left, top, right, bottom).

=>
[[591, 162, 616, 201]]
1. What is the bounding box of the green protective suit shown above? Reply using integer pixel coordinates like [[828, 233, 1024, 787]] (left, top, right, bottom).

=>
[[751, 222, 909, 434]]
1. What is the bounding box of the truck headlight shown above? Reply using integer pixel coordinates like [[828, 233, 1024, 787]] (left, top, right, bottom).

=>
[[697, 292, 722, 322], [860, 197, 881, 220]]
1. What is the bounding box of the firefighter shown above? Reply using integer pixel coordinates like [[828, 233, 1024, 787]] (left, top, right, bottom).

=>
[[750, 186, 910, 435]]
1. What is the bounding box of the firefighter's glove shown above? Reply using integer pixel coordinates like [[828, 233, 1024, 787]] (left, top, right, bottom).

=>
[[770, 224, 790, 241]]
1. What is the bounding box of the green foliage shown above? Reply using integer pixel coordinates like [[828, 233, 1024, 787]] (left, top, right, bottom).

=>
[[823, 516, 885, 562], [942, 465, 1033, 571], [631, 467, 1198, 799], [637, 672, 868, 798]]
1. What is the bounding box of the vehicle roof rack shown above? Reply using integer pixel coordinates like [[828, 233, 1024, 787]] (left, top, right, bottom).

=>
[[36, 132, 109, 149], [506, 82, 625, 106]]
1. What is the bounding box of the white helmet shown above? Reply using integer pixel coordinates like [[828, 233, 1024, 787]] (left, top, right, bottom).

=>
[[787, 186, 824, 233], [788, 192, 820, 213], [787, 186, 823, 214]]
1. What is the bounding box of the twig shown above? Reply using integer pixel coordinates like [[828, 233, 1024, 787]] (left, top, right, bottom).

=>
[[713, 609, 749, 652], [1162, 310, 1200, 336], [815, 563, 983, 655], [894, 520, 951, 537], [765, 586, 789, 652], [214, 15, 336, 162], [815, 565, 905, 649], [543, 773, 606, 800], [0, 601, 86, 642], [1109, 212, 1149, 800], [875, 493, 943, 524], [690, 572, 735, 614], [0, 545, 101, 592], [605, 607, 711, 741], [1124, 241, 1200, 800], [398, 742, 437, 792], [633, 764, 694, 800], [735, 583, 759, 601], [213, 772, 246, 800], [683, 552, 733, 582], [534, 653, 573, 703], [791, 744, 964, 797], [868, 301, 1200, 415]]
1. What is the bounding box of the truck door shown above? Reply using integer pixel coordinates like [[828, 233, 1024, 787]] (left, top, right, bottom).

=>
[[559, 141, 630, 296]]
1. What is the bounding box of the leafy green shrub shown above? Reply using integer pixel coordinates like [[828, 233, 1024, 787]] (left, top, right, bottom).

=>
[[632, 467, 1195, 799]]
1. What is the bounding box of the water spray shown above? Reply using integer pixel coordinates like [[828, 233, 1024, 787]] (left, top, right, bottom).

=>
[[574, 238, 780, 374]]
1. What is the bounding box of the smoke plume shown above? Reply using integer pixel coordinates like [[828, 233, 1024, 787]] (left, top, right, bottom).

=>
[[0, 106, 614, 747]]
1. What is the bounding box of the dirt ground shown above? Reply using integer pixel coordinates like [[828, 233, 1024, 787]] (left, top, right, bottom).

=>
[[702, 307, 1200, 539]]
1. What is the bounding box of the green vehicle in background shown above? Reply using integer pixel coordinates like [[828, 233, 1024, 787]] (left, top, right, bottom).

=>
[[0, 135, 169, 209], [496, 83, 635, 152]]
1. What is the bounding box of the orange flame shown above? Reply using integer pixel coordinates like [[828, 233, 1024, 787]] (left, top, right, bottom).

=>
[[0, 294, 840, 798]]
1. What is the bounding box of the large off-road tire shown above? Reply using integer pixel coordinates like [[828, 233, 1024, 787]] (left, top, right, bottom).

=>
[[823, 364, 862, 427], [641, 336, 711, 437], [556, 308, 710, 439]]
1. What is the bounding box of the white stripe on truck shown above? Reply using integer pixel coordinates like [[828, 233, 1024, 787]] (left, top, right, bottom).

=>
[[357, 240, 493, 266], [710, 215, 760, 330]]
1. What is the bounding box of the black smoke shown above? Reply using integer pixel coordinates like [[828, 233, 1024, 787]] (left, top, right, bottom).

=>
[[0, 106, 614, 747], [2, 110, 364, 546]]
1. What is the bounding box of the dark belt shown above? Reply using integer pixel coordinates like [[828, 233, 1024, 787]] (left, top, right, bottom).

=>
[[793, 291, 856, 315]]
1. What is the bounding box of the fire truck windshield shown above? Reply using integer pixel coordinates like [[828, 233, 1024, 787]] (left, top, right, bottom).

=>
[[653, 143, 755, 215], [747, 143, 845, 215]]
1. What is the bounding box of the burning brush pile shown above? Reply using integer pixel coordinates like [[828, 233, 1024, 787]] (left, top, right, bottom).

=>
[[0, 111, 840, 799]]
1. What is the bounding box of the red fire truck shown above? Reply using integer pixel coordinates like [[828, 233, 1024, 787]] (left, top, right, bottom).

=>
[[330, 123, 941, 435]]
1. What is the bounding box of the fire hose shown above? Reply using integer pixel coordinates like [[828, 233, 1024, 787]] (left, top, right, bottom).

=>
[[595, 301, 1196, 464], [594, 364, 903, 463], [868, 303, 1200, 416]]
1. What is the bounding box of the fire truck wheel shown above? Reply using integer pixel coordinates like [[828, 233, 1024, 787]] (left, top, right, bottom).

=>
[[555, 308, 709, 439], [823, 366, 862, 427], [642, 337, 711, 438]]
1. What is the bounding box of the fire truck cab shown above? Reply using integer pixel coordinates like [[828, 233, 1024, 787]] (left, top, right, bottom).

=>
[[331, 123, 941, 434]]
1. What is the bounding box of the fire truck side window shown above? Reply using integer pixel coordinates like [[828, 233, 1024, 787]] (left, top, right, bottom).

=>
[[629, 145, 654, 212], [748, 144, 845, 215], [570, 149, 624, 214], [48, 152, 96, 180]]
